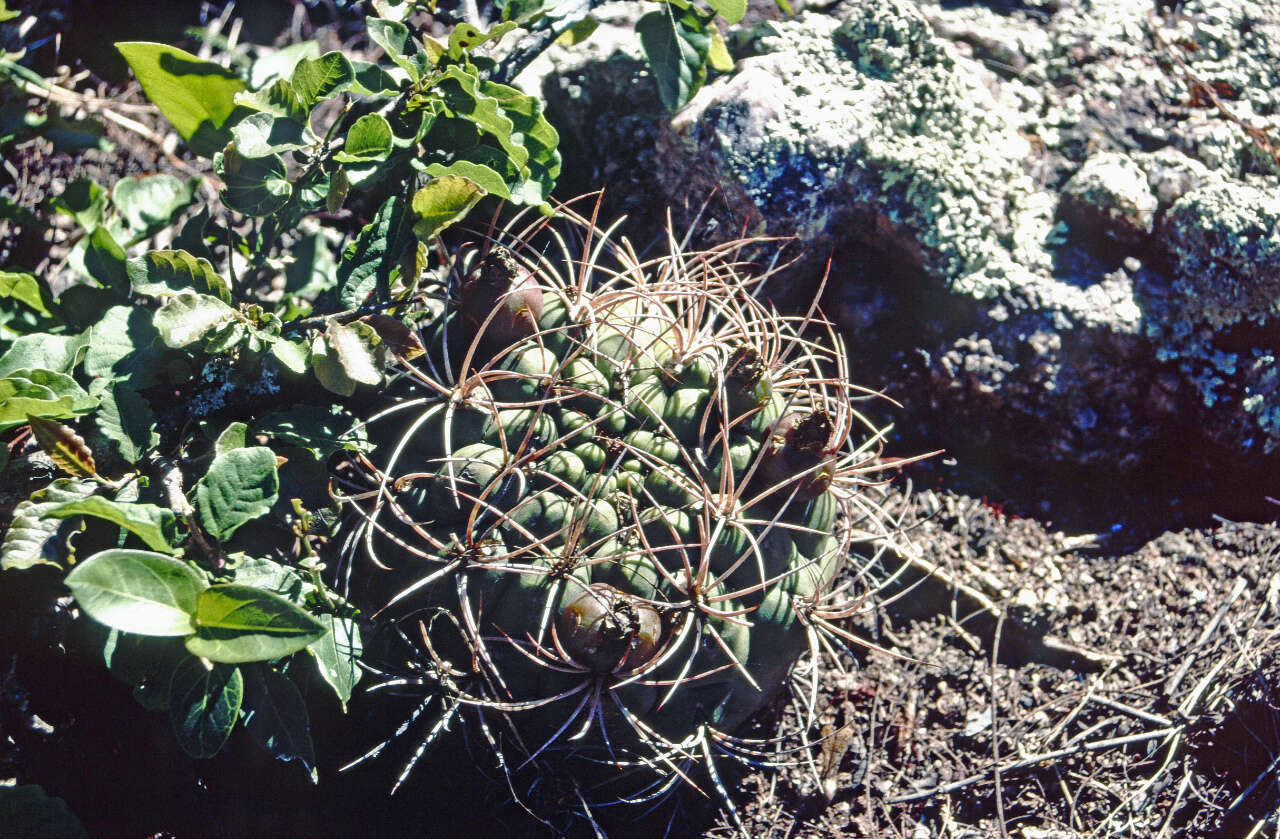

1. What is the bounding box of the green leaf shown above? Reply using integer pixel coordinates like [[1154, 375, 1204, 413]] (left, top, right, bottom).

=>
[[248, 40, 320, 89], [335, 193, 412, 308], [227, 556, 304, 599], [423, 160, 510, 200], [217, 146, 292, 217], [0, 269, 52, 316], [153, 291, 238, 348], [334, 113, 392, 163], [365, 18, 420, 80], [82, 227, 128, 292], [0, 479, 96, 570], [231, 111, 312, 157], [707, 26, 734, 72], [706, 0, 745, 24], [214, 421, 248, 456], [185, 585, 327, 663], [636, 8, 712, 112], [446, 21, 518, 59], [411, 175, 485, 240], [116, 42, 248, 157], [0, 333, 86, 377], [128, 249, 231, 303], [112, 174, 197, 238], [84, 305, 162, 388], [45, 497, 177, 552], [169, 656, 243, 758], [233, 79, 308, 122], [92, 383, 156, 462], [557, 17, 600, 46], [252, 403, 368, 462], [195, 446, 280, 541], [64, 549, 204, 636], [0, 370, 97, 431], [436, 67, 527, 171], [349, 61, 399, 96], [51, 178, 107, 230], [240, 665, 317, 779], [0, 785, 89, 839], [269, 338, 310, 375], [310, 320, 385, 397], [308, 614, 362, 704], [290, 51, 354, 107]]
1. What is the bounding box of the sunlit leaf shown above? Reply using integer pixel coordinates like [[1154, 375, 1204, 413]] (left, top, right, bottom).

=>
[[311, 320, 385, 397], [116, 42, 248, 156], [185, 584, 327, 663], [290, 51, 354, 107], [411, 175, 485, 241], [308, 614, 362, 705], [65, 549, 204, 636], [0, 269, 52, 316], [112, 174, 197, 238], [333, 113, 392, 163], [128, 249, 231, 303], [153, 291, 239, 348], [0, 479, 96, 570], [44, 496, 177, 552]]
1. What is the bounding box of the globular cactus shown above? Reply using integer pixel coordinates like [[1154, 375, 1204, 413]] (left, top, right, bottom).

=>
[[337, 201, 900, 823]]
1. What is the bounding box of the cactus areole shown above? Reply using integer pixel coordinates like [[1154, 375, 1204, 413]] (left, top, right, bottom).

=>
[[338, 201, 899, 815]]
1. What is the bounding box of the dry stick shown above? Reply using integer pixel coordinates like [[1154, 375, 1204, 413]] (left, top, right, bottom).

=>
[[1086, 695, 1173, 728], [1165, 576, 1249, 695], [888, 726, 1182, 805], [991, 607, 1011, 839]]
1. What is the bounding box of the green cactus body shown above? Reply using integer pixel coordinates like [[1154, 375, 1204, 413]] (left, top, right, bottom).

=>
[[342, 207, 896, 813]]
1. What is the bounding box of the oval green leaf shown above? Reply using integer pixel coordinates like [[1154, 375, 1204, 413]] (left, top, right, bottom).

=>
[[116, 42, 247, 157], [334, 113, 392, 163], [218, 146, 292, 217], [64, 549, 204, 636], [194, 446, 280, 541], [411, 175, 485, 241], [185, 584, 327, 663], [45, 496, 178, 552], [169, 656, 243, 758]]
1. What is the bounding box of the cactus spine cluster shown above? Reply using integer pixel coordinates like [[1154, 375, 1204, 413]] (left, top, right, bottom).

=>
[[339, 202, 897, 819]]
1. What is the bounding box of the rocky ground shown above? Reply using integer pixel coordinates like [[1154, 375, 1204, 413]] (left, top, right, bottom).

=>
[[3, 0, 1280, 836]]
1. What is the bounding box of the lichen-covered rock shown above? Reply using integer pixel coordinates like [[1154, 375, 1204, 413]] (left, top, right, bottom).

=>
[[1060, 152, 1157, 249], [662, 0, 1041, 294], [1161, 182, 1280, 328]]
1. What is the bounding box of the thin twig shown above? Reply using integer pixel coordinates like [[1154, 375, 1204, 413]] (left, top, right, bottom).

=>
[[887, 726, 1183, 804]]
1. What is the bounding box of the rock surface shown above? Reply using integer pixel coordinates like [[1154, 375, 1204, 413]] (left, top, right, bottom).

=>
[[524, 0, 1280, 523]]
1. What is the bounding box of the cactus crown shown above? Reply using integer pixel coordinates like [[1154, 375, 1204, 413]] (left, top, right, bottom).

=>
[[336, 200, 899, 824]]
